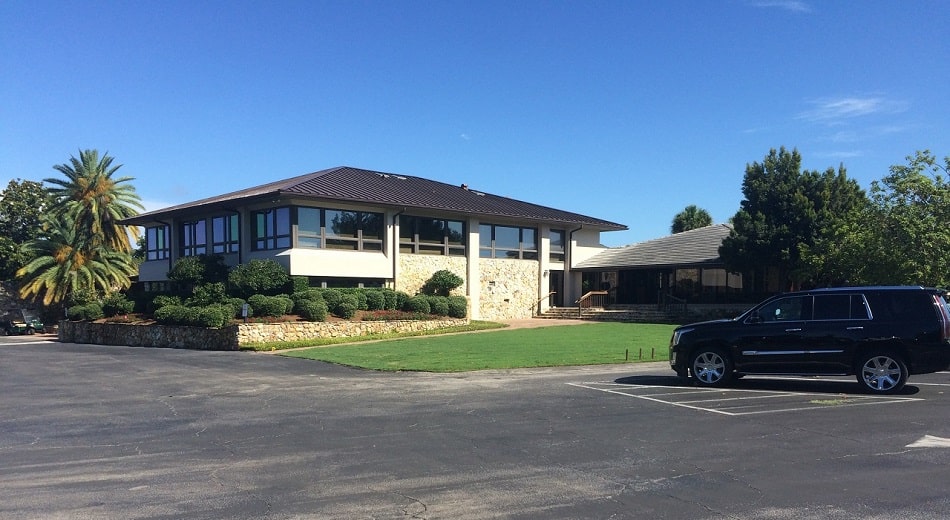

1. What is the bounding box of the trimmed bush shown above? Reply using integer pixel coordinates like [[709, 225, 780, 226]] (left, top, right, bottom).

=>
[[381, 288, 397, 310], [196, 306, 229, 328], [154, 305, 198, 325], [226, 298, 249, 318], [276, 294, 295, 315], [188, 282, 228, 307], [298, 299, 329, 322], [447, 296, 468, 318], [228, 259, 290, 298], [427, 295, 450, 316], [321, 289, 343, 311], [395, 291, 411, 311], [335, 294, 359, 319], [152, 295, 182, 310], [291, 276, 310, 294], [403, 295, 431, 314], [67, 302, 104, 321], [247, 294, 286, 317], [421, 269, 464, 296], [102, 292, 135, 317], [364, 290, 385, 311]]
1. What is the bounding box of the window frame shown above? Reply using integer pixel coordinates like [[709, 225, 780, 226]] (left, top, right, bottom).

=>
[[145, 225, 170, 261], [180, 219, 207, 257], [479, 223, 539, 260], [211, 214, 240, 254], [549, 229, 565, 263], [295, 206, 384, 252], [252, 207, 291, 251], [399, 215, 466, 256]]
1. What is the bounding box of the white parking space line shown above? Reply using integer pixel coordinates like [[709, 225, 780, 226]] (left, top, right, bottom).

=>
[[569, 382, 924, 416]]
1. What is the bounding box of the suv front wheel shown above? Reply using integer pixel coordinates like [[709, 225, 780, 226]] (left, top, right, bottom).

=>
[[690, 348, 733, 388], [856, 351, 908, 394]]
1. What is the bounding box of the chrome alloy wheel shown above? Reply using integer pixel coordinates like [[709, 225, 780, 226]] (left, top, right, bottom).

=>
[[860, 355, 905, 393], [692, 351, 726, 385]]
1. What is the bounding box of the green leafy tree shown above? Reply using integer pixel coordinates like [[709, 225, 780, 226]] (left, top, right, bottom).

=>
[[45, 149, 144, 253], [0, 179, 56, 278], [719, 147, 866, 290], [671, 205, 713, 234], [421, 269, 464, 296], [821, 151, 950, 286]]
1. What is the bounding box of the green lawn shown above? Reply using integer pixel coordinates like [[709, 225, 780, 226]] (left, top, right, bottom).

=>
[[281, 322, 676, 372]]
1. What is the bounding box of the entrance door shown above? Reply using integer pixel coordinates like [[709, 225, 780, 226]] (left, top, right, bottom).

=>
[[548, 271, 564, 307]]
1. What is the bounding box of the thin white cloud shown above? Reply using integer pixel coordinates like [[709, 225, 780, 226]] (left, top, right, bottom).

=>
[[460, 133, 471, 141], [797, 96, 908, 125], [748, 1, 812, 13]]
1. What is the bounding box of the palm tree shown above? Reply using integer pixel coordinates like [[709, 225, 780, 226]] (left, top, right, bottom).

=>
[[671, 205, 713, 234], [16, 219, 136, 305], [45, 149, 144, 253]]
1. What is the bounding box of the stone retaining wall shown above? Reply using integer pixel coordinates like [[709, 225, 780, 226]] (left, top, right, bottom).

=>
[[58, 318, 470, 351]]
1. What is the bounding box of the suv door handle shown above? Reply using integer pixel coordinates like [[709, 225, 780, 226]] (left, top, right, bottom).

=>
[[785, 328, 802, 332], [846, 326, 864, 330]]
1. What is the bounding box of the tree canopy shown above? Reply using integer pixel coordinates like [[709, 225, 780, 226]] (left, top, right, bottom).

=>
[[718, 147, 866, 290], [671, 205, 712, 233], [17, 150, 142, 305], [0, 179, 56, 279]]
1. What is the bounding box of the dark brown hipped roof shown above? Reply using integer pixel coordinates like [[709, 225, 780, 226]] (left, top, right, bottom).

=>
[[122, 166, 627, 230], [575, 224, 732, 269]]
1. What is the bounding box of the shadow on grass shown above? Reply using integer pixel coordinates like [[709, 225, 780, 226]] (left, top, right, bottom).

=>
[[614, 374, 920, 396]]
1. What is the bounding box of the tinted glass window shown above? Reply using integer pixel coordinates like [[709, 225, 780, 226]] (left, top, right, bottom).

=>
[[756, 296, 806, 322], [813, 295, 852, 320]]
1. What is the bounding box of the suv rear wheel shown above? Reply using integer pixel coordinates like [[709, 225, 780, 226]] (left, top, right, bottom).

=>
[[857, 351, 907, 394], [690, 348, 733, 387]]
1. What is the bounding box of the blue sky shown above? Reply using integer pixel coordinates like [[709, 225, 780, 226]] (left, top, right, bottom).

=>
[[2, 0, 947, 247]]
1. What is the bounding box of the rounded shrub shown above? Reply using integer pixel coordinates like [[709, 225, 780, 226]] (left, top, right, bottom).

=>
[[403, 295, 431, 314], [364, 290, 385, 311], [67, 302, 104, 321], [152, 295, 182, 310], [276, 295, 295, 315], [154, 305, 199, 325], [395, 291, 411, 311], [321, 289, 343, 311], [427, 295, 450, 316], [226, 298, 249, 318], [247, 294, 286, 317], [447, 296, 468, 318], [335, 294, 360, 319], [298, 299, 329, 322], [102, 293, 135, 317], [195, 306, 229, 327], [381, 288, 397, 310]]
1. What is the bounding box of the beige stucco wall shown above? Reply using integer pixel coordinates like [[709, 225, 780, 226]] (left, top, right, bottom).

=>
[[281, 248, 392, 278], [478, 258, 540, 320]]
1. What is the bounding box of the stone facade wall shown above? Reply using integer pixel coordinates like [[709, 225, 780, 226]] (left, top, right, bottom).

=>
[[479, 259, 540, 320], [396, 255, 468, 296], [58, 318, 469, 350], [235, 318, 468, 345]]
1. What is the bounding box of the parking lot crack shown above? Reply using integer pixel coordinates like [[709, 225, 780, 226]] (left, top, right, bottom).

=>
[[394, 492, 427, 518]]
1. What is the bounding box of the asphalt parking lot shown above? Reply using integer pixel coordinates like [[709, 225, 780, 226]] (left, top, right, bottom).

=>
[[2, 336, 949, 519]]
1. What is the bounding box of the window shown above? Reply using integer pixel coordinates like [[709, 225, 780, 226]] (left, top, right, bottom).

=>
[[181, 219, 207, 256], [296, 207, 383, 251], [211, 214, 239, 254], [479, 224, 539, 259], [400, 215, 466, 256], [145, 225, 169, 260], [253, 207, 290, 250], [756, 296, 807, 322], [549, 230, 565, 263]]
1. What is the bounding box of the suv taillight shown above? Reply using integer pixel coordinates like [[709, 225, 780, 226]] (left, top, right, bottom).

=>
[[935, 294, 950, 343]]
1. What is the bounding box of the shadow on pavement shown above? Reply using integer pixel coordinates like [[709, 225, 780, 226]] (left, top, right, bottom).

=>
[[614, 374, 920, 396]]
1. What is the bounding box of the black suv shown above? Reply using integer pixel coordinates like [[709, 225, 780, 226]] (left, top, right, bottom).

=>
[[669, 286, 950, 394]]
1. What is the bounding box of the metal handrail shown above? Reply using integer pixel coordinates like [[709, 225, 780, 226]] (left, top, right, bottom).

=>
[[533, 291, 557, 316], [658, 291, 688, 314], [575, 290, 609, 317]]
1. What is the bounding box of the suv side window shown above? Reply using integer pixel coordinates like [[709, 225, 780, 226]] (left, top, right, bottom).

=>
[[812, 294, 871, 320], [755, 296, 808, 322]]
